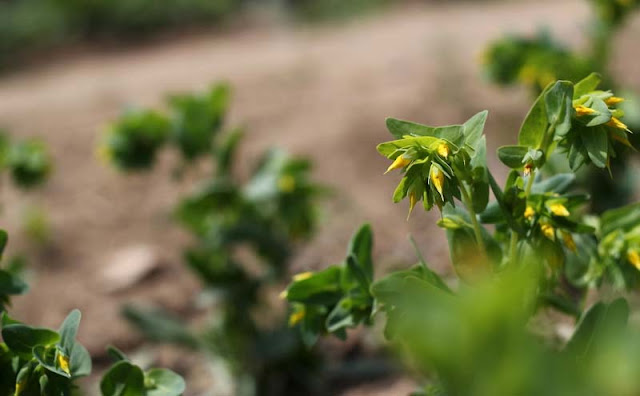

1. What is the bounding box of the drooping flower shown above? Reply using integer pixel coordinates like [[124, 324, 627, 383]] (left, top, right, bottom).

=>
[[549, 203, 570, 217], [57, 352, 70, 375], [605, 96, 625, 106], [385, 155, 411, 174], [607, 117, 629, 131], [524, 206, 535, 220], [437, 142, 450, 159], [541, 223, 555, 241], [627, 250, 640, 270], [574, 105, 596, 116], [430, 166, 445, 199], [562, 231, 577, 252]]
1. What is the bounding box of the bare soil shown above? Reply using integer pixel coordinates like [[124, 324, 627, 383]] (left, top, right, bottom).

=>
[[0, 0, 638, 394]]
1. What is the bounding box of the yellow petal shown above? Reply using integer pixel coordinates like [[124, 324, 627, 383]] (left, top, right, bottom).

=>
[[541, 224, 555, 241], [524, 206, 535, 220], [385, 155, 411, 174], [605, 96, 625, 106], [57, 352, 70, 375], [437, 142, 450, 159], [549, 203, 570, 217], [627, 250, 640, 270], [562, 232, 577, 252], [574, 105, 596, 116], [293, 272, 313, 282], [288, 309, 305, 326], [430, 166, 445, 199], [607, 117, 629, 131], [407, 192, 418, 220]]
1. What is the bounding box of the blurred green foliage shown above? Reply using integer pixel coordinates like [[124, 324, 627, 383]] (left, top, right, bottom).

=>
[[104, 82, 327, 395], [0, 131, 52, 189]]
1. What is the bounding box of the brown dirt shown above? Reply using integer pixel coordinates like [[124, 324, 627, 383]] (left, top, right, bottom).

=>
[[0, 0, 638, 394]]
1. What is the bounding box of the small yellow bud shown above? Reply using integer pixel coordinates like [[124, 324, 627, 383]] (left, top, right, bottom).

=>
[[429, 166, 445, 199], [562, 232, 577, 252], [437, 142, 450, 159], [57, 352, 70, 375], [279, 290, 288, 299], [288, 309, 305, 326], [627, 250, 640, 270], [607, 117, 629, 131], [407, 192, 418, 220], [523, 163, 533, 177], [574, 105, 596, 116], [549, 203, 570, 217], [15, 380, 26, 395], [540, 223, 555, 241], [293, 272, 313, 282], [277, 175, 296, 193], [605, 96, 624, 106], [385, 155, 411, 174], [524, 206, 535, 220]]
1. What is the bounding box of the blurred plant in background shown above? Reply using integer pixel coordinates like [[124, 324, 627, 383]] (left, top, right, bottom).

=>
[[101, 83, 331, 395], [283, 74, 640, 394], [482, 0, 640, 213]]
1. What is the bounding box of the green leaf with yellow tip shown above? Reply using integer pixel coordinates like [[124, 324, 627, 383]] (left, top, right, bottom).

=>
[[573, 73, 601, 99], [377, 136, 441, 157]]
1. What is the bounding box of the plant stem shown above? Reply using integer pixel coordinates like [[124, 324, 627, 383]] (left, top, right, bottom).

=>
[[524, 168, 536, 196], [508, 230, 518, 267], [459, 181, 487, 256]]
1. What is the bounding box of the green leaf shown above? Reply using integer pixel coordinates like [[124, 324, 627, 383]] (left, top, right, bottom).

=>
[[58, 310, 81, 353], [601, 202, 640, 235], [581, 126, 608, 168], [2, 324, 59, 356], [544, 80, 573, 136], [146, 368, 186, 396], [284, 266, 343, 305], [0, 230, 7, 258], [0, 269, 28, 296], [497, 145, 529, 168], [531, 173, 575, 194], [32, 345, 70, 378], [385, 118, 436, 139], [519, 83, 551, 148], [346, 224, 373, 281], [100, 361, 146, 396], [70, 342, 92, 378], [565, 298, 629, 357], [462, 110, 488, 148], [573, 73, 601, 99], [122, 306, 199, 349], [107, 345, 130, 363], [377, 136, 440, 157]]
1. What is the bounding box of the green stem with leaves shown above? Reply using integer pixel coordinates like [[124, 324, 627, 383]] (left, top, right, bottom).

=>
[[459, 181, 487, 256]]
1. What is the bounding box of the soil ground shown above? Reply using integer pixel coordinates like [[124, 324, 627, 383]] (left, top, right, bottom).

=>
[[0, 0, 639, 394]]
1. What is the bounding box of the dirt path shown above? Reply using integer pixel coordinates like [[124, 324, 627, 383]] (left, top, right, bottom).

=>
[[1, 0, 637, 393]]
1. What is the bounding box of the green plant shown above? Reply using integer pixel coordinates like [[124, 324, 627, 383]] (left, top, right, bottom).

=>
[[482, 0, 640, 213], [102, 83, 326, 395], [0, 229, 185, 395], [283, 74, 640, 394]]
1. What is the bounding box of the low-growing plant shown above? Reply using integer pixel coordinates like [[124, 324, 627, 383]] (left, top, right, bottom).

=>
[[482, 0, 640, 213], [102, 83, 327, 395], [283, 73, 640, 394], [0, 229, 185, 396]]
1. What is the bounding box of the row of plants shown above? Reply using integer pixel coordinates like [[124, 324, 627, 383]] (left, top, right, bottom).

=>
[[100, 83, 336, 395], [282, 73, 640, 394], [0, 0, 396, 71]]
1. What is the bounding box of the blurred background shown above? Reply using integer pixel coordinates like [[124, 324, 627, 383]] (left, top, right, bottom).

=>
[[1, 0, 639, 394]]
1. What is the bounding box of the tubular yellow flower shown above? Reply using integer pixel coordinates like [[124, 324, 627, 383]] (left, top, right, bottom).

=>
[[627, 250, 640, 270], [524, 206, 535, 220], [549, 203, 570, 217], [437, 142, 450, 159], [407, 192, 418, 220], [57, 352, 70, 375], [293, 272, 313, 282], [607, 117, 629, 131], [385, 155, 411, 174], [541, 223, 555, 241], [429, 166, 445, 199], [288, 309, 305, 326], [523, 163, 533, 177], [605, 96, 625, 106], [574, 105, 596, 116], [562, 232, 577, 252]]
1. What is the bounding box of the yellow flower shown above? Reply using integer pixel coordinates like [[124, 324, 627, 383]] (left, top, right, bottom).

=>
[[562, 232, 577, 252], [523, 163, 533, 177], [607, 117, 629, 131], [57, 352, 70, 375], [293, 272, 313, 282], [430, 166, 445, 199], [574, 105, 596, 116], [627, 250, 640, 270], [605, 96, 625, 106], [524, 206, 535, 220], [540, 223, 555, 241], [549, 203, 570, 217], [407, 192, 418, 220], [15, 380, 26, 395], [277, 175, 296, 193], [289, 309, 305, 326], [437, 142, 450, 159], [385, 155, 411, 174], [279, 289, 288, 299]]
